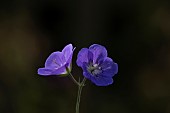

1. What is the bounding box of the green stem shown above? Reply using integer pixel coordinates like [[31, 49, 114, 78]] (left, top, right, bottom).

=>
[[69, 72, 81, 86], [76, 77, 86, 113], [65, 67, 86, 113], [66, 67, 80, 86]]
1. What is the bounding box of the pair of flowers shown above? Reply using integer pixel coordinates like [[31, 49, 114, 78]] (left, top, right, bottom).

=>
[[38, 44, 118, 86]]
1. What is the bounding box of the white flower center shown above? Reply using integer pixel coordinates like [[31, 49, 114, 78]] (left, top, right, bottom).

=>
[[88, 63, 102, 76]]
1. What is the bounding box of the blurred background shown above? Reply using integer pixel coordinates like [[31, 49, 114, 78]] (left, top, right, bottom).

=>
[[0, 0, 170, 113]]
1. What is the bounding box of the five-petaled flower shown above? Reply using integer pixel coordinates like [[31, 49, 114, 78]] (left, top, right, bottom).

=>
[[76, 44, 118, 86], [38, 44, 74, 76]]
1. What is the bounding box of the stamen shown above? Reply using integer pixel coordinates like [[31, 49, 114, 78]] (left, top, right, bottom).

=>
[[88, 63, 102, 76]]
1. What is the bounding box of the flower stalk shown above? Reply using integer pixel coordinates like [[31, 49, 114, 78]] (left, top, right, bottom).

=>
[[66, 67, 86, 113], [66, 67, 80, 86], [76, 77, 86, 113]]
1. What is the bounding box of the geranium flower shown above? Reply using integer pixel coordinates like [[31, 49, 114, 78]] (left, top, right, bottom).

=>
[[38, 44, 74, 76], [76, 44, 118, 86]]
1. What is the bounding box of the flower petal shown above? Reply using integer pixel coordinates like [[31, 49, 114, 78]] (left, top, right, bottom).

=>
[[100, 57, 118, 77], [38, 68, 54, 75], [45, 52, 65, 68], [52, 65, 67, 75], [88, 51, 93, 63], [82, 62, 92, 79], [38, 65, 67, 76], [65, 54, 73, 68], [62, 44, 73, 61], [76, 48, 89, 67], [91, 76, 113, 86], [89, 44, 107, 64]]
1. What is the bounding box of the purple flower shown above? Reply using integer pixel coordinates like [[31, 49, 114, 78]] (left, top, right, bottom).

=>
[[76, 44, 118, 86], [38, 44, 74, 76]]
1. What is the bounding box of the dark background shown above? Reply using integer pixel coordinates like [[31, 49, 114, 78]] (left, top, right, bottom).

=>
[[0, 0, 170, 113]]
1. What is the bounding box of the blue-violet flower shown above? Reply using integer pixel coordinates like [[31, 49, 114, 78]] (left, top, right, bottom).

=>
[[76, 44, 118, 86], [38, 44, 74, 76]]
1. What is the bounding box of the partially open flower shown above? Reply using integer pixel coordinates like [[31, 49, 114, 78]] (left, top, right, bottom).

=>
[[38, 44, 74, 76], [76, 44, 118, 86]]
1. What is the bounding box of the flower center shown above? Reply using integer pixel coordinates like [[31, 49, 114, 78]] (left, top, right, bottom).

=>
[[88, 63, 102, 76]]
